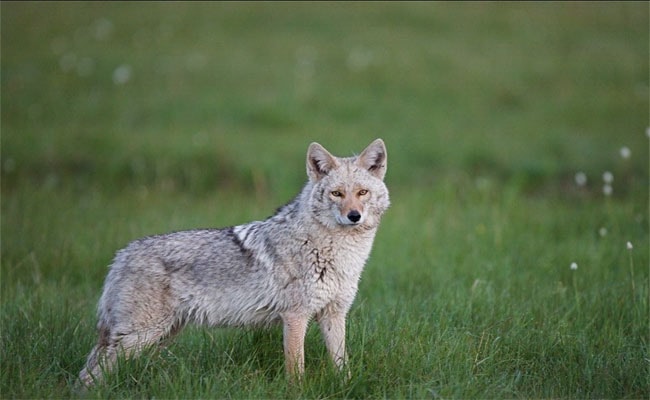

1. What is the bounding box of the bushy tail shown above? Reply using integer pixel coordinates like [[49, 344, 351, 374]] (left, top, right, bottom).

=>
[[76, 325, 116, 389], [76, 320, 178, 389], [77, 346, 103, 387]]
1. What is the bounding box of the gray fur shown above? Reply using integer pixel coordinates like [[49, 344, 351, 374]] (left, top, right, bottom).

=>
[[78, 139, 390, 387]]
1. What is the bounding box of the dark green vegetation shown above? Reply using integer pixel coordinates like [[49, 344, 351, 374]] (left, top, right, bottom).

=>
[[2, 2, 648, 398]]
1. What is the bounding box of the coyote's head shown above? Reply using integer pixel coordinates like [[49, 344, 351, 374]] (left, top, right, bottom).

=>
[[306, 139, 390, 230]]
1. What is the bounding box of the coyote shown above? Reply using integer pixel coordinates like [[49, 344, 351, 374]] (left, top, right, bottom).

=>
[[78, 139, 390, 387]]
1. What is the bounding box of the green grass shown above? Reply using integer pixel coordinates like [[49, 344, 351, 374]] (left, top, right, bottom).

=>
[[1, 2, 648, 398]]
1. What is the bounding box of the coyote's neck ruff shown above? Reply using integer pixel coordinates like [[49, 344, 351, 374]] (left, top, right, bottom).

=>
[[79, 139, 389, 388]]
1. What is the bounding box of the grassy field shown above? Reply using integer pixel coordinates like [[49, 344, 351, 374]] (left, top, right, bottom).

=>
[[1, 2, 648, 398]]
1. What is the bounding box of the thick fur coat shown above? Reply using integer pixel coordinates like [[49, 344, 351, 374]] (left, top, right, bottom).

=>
[[79, 139, 389, 387]]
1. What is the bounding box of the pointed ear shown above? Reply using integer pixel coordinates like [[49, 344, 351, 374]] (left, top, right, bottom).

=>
[[356, 139, 387, 180], [306, 142, 339, 181]]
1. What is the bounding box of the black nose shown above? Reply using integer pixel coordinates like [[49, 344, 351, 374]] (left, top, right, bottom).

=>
[[347, 210, 361, 223]]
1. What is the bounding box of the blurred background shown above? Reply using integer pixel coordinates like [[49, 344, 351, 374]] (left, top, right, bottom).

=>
[[2, 2, 647, 200]]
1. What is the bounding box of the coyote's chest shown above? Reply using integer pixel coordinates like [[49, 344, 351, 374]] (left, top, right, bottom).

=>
[[304, 240, 362, 280], [297, 233, 373, 303], [305, 242, 342, 287]]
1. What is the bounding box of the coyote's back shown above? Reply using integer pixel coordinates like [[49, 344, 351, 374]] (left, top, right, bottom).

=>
[[79, 139, 389, 388]]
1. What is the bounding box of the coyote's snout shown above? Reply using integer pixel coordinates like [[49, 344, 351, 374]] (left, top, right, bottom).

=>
[[332, 189, 367, 225], [79, 139, 389, 388]]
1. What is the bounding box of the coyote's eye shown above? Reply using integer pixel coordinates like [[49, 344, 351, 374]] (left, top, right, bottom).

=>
[[331, 190, 343, 197], [358, 189, 369, 196]]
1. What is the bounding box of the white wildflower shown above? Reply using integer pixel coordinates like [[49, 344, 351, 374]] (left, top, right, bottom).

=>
[[94, 18, 114, 41], [627, 241, 633, 250], [620, 147, 631, 159], [602, 171, 613, 184], [598, 227, 608, 237], [574, 172, 587, 187], [347, 47, 375, 72], [570, 262, 578, 270], [3, 157, 16, 173], [112, 64, 132, 85], [603, 184, 613, 197]]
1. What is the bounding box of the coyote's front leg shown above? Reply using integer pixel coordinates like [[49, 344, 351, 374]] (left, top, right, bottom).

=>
[[282, 313, 309, 379], [317, 305, 348, 372]]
